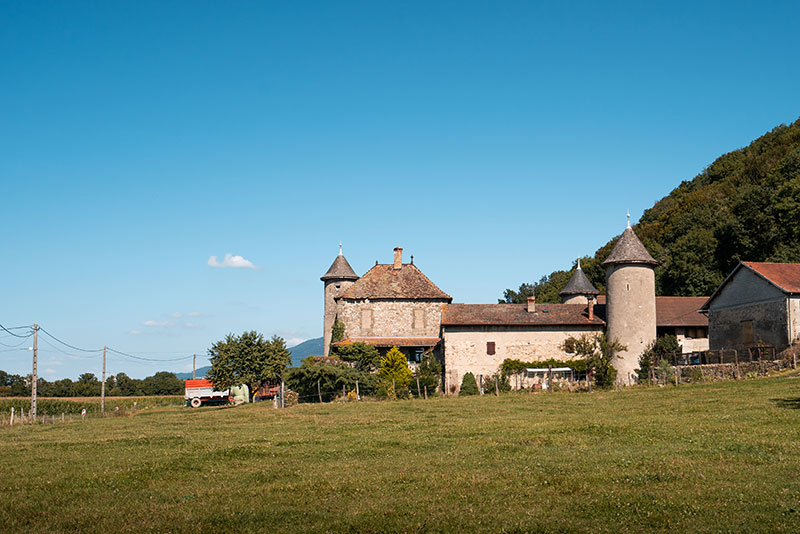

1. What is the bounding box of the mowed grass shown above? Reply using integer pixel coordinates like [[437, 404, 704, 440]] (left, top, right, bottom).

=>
[[1, 374, 799, 533]]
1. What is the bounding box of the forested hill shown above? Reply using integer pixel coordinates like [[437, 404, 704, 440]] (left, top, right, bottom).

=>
[[502, 118, 800, 303]]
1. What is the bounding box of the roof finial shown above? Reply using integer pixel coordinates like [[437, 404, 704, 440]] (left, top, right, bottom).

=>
[[338, 242, 343, 256], [577, 258, 581, 270], [626, 210, 631, 229]]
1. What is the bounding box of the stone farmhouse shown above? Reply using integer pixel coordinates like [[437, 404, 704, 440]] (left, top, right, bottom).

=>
[[321, 221, 710, 391], [700, 262, 800, 350]]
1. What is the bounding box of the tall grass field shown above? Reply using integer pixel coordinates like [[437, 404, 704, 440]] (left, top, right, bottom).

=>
[[1, 373, 799, 533]]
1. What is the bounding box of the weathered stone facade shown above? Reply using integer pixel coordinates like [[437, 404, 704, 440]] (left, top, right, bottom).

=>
[[703, 265, 798, 350], [337, 299, 446, 339], [605, 264, 657, 384], [442, 324, 602, 394]]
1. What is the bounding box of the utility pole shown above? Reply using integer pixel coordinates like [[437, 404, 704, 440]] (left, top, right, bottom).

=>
[[31, 323, 38, 419], [101, 346, 107, 414], [192, 354, 196, 379]]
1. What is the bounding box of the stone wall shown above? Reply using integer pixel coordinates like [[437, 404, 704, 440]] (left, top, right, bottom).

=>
[[790, 297, 800, 344], [441, 325, 603, 394], [708, 299, 789, 350], [674, 359, 793, 381], [336, 299, 446, 339]]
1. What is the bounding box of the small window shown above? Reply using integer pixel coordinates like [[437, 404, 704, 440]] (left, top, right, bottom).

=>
[[487, 341, 496, 355], [626, 283, 630, 291]]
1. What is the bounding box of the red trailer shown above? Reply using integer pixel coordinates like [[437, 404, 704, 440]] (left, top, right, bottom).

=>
[[184, 379, 230, 407]]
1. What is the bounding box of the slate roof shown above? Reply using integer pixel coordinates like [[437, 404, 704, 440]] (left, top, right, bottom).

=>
[[338, 263, 452, 300], [559, 265, 600, 296], [441, 303, 604, 327], [699, 261, 800, 311], [594, 296, 707, 327], [333, 337, 441, 348], [601, 226, 658, 267], [320, 254, 359, 281]]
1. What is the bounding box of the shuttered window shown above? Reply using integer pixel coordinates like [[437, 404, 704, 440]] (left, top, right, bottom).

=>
[[487, 341, 496, 355]]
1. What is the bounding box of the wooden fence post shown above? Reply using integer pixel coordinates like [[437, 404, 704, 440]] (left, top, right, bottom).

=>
[[495, 376, 499, 396], [355, 380, 360, 400], [10, 408, 14, 425], [424, 386, 428, 400], [416, 376, 421, 398], [317, 379, 322, 403], [392, 379, 396, 399], [61, 412, 65, 423]]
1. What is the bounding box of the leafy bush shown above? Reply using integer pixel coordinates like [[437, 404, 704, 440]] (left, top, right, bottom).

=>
[[332, 342, 381, 372], [656, 359, 675, 384], [639, 335, 681, 381], [285, 357, 376, 402], [459, 372, 479, 396], [415, 353, 441, 393]]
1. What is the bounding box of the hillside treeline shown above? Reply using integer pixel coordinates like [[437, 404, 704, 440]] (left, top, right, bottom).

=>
[[0, 370, 183, 397], [502, 118, 800, 303]]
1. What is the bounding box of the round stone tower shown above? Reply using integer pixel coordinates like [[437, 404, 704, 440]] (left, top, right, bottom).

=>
[[602, 216, 658, 385], [321, 244, 359, 356], [559, 260, 600, 305]]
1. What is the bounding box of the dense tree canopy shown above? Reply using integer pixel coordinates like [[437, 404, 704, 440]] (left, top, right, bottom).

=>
[[502, 118, 800, 301], [207, 331, 291, 400]]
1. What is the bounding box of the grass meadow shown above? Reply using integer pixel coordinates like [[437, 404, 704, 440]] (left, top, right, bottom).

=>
[[1, 373, 799, 533]]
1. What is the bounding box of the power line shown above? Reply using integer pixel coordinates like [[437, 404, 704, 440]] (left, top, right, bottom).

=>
[[0, 334, 33, 348], [0, 323, 33, 338], [37, 326, 103, 353], [106, 347, 194, 362], [37, 337, 100, 360]]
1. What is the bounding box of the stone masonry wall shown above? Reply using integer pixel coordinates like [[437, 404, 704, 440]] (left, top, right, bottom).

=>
[[708, 299, 789, 350], [336, 299, 446, 339], [442, 325, 603, 395]]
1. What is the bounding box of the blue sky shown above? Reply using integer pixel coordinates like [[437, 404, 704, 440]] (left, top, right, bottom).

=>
[[2, 1, 798, 379]]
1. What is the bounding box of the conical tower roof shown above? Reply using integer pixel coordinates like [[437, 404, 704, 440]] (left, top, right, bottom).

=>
[[321, 246, 359, 281], [602, 225, 658, 267], [559, 261, 600, 296]]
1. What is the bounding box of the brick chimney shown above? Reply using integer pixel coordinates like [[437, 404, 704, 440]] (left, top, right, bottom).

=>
[[393, 247, 403, 270], [588, 297, 594, 320], [527, 295, 536, 313]]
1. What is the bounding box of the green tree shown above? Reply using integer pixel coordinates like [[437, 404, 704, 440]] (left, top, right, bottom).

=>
[[207, 331, 290, 401], [285, 357, 377, 402], [459, 372, 479, 396], [71, 373, 101, 396], [563, 333, 625, 389], [114, 372, 140, 396], [330, 317, 346, 346], [333, 342, 381, 372], [141, 372, 184, 395], [378, 346, 412, 398], [639, 335, 681, 381], [415, 353, 441, 393]]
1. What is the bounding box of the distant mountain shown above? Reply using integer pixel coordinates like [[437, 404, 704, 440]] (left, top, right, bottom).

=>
[[174, 337, 323, 378], [175, 366, 210, 380], [288, 337, 324, 366]]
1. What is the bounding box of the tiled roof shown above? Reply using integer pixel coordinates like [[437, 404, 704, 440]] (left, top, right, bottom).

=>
[[743, 262, 800, 294], [320, 254, 359, 281], [595, 296, 707, 327], [602, 227, 658, 267], [333, 337, 441, 348], [338, 263, 451, 300], [442, 303, 604, 327], [559, 265, 600, 296], [654, 297, 708, 327]]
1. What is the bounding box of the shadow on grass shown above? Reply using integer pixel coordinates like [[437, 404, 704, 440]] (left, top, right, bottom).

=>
[[771, 397, 800, 409]]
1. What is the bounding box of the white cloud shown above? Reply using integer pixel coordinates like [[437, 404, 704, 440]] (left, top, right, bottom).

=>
[[170, 312, 183, 318], [208, 253, 258, 269], [142, 320, 174, 327], [129, 330, 142, 335], [187, 311, 209, 317], [183, 322, 202, 329]]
